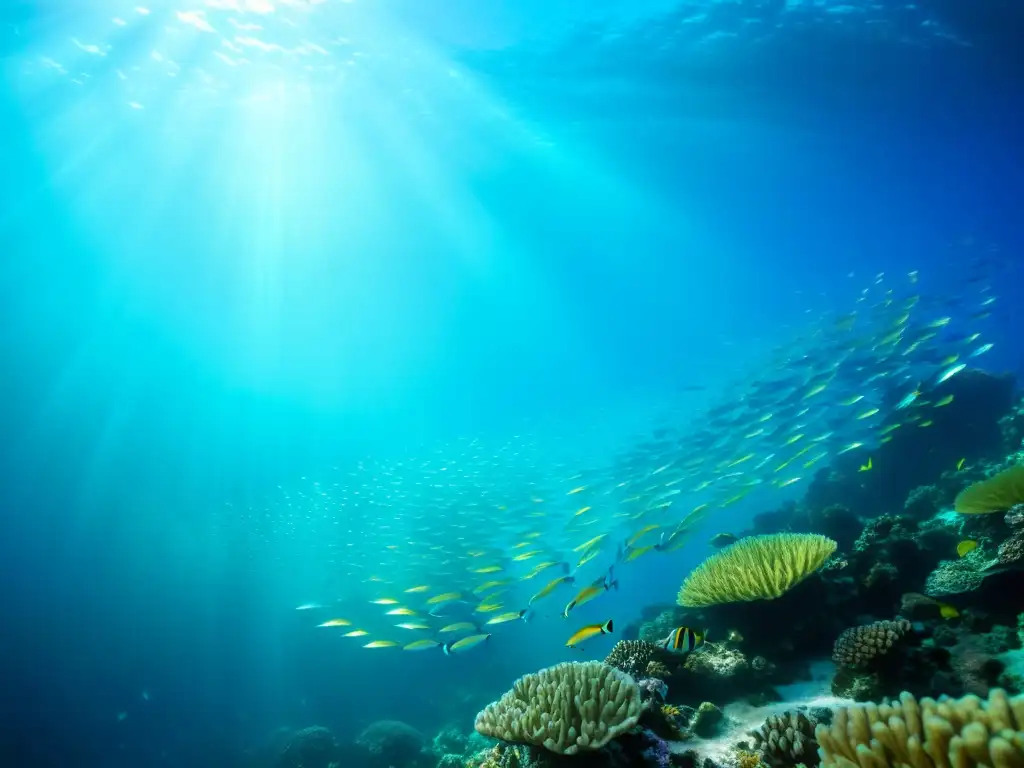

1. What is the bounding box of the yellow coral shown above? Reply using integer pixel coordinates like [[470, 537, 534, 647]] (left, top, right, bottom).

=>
[[817, 688, 1024, 768], [736, 749, 767, 768], [954, 465, 1024, 514], [474, 661, 641, 755], [677, 533, 837, 607], [662, 704, 683, 719]]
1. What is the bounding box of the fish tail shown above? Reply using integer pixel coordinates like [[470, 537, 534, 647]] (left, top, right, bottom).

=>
[[519, 609, 533, 622], [442, 643, 451, 656], [602, 619, 614, 634]]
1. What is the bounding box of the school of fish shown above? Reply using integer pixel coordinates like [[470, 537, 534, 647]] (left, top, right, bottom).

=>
[[283, 258, 1004, 656]]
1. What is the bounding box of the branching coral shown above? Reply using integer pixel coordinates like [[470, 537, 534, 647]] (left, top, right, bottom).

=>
[[473, 662, 641, 755], [832, 619, 913, 669], [678, 533, 837, 607], [954, 465, 1024, 514], [816, 689, 1024, 768], [749, 710, 821, 768]]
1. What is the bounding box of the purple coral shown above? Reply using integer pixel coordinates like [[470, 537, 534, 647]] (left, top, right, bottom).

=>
[[640, 730, 672, 768]]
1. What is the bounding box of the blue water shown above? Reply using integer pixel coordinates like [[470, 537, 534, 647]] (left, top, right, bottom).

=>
[[1, 1, 1023, 766]]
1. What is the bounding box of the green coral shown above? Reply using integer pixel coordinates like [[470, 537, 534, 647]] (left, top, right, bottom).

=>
[[678, 533, 837, 607]]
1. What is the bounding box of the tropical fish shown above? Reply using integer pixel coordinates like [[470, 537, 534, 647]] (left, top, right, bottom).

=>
[[709, 533, 738, 548], [660, 626, 707, 655], [403, 639, 442, 651], [957, 458, 966, 471], [485, 609, 532, 625], [363, 640, 400, 649], [934, 395, 955, 407], [442, 633, 491, 655], [956, 540, 978, 558], [439, 622, 478, 634], [317, 619, 352, 627], [386, 608, 419, 616], [563, 567, 618, 617], [937, 602, 959, 620], [895, 390, 921, 409], [370, 598, 400, 606], [343, 629, 369, 637], [859, 457, 873, 472], [566, 619, 614, 648], [395, 622, 431, 630], [970, 343, 994, 357], [529, 575, 575, 605], [935, 363, 966, 385]]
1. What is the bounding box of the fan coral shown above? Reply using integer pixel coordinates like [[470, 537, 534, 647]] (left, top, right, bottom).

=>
[[678, 533, 837, 607], [473, 661, 641, 755], [832, 619, 912, 669], [816, 688, 1024, 768], [954, 465, 1024, 514], [749, 710, 821, 768], [605, 640, 662, 679]]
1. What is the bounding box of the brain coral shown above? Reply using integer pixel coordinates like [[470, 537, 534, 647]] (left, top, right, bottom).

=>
[[678, 533, 837, 607], [832, 619, 912, 669], [474, 661, 641, 755], [817, 688, 1024, 768]]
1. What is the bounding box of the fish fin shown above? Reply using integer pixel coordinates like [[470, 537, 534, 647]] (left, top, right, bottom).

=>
[[442, 643, 451, 656], [609, 578, 619, 592], [603, 619, 614, 634]]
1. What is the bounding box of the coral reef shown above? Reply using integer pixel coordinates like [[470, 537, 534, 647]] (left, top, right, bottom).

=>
[[357, 721, 428, 768], [748, 710, 820, 768], [690, 702, 725, 739], [605, 640, 667, 680], [678, 534, 837, 608], [277, 726, 340, 768], [924, 551, 998, 597], [817, 689, 1024, 768], [955, 464, 1024, 514], [474, 662, 641, 755], [831, 619, 912, 669]]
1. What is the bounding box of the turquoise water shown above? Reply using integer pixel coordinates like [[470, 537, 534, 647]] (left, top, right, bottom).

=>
[[0, 1, 1022, 766]]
